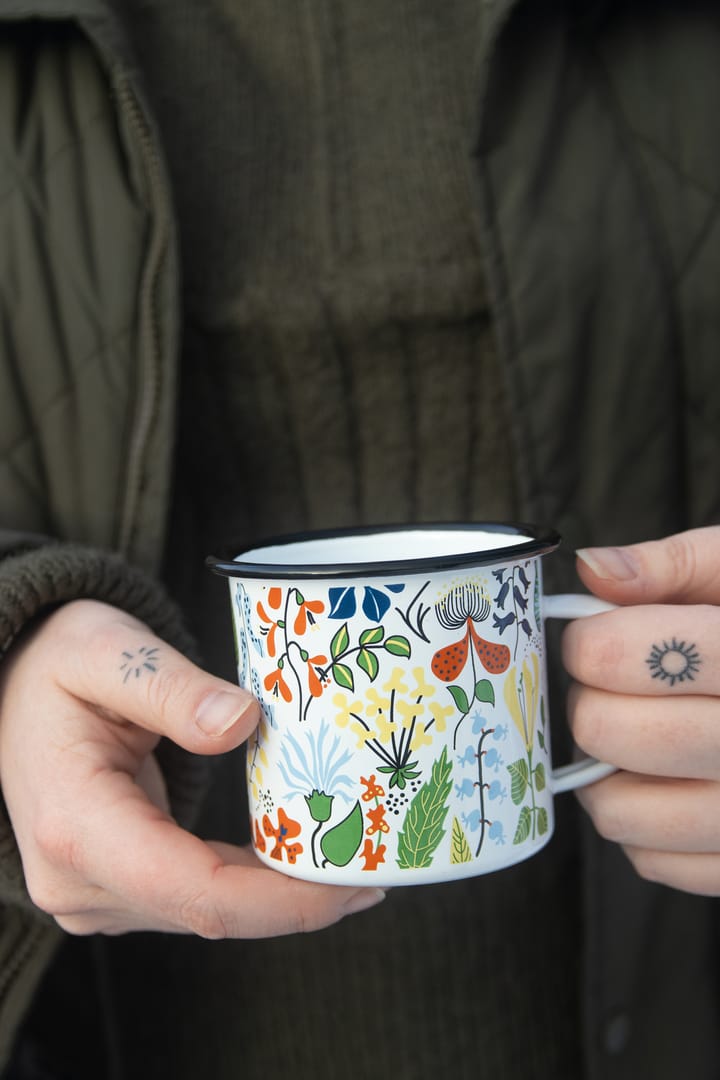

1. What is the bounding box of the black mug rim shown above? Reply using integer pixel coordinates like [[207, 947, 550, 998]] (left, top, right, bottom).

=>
[[206, 521, 561, 581]]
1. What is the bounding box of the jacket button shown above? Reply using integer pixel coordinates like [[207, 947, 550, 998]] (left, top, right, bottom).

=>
[[603, 1011, 631, 1055]]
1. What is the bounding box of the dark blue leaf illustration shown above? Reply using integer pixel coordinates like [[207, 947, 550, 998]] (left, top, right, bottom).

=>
[[520, 618, 532, 638], [513, 586, 529, 613], [495, 580, 510, 609], [385, 583, 406, 594], [328, 587, 357, 620], [362, 586, 391, 622], [493, 611, 515, 635], [492, 569, 506, 583], [518, 567, 531, 590]]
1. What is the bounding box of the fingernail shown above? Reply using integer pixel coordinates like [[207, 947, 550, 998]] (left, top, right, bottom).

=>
[[576, 546, 638, 581], [195, 690, 254, 736], [344, 888, 386, 916]]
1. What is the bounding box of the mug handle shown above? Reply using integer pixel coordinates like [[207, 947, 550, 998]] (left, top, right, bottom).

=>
[[543, 593, 618, 794]]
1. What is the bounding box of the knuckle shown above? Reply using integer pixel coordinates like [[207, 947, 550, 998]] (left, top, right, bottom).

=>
[[24, 871, 62, 917], [145, 664, 195, 720], [625, 847, 664, 885], [662, 534, 698, 597], [52, 600, 119, 646], [54, 912, 103, 937], [589, 795, 626, 844], [177, 892, 231, 940], [24, 862, 82, 919], [32, 813, 85, 877], [568, 687, 606, 759], [564, 623, 624, 685]]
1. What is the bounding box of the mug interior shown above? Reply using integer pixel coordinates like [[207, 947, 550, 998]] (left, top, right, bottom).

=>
[[208, 522, 560, 579], [243, 527, 526, 564]]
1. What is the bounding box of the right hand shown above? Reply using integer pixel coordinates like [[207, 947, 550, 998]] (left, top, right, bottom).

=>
[[0, 600, 385, 937]]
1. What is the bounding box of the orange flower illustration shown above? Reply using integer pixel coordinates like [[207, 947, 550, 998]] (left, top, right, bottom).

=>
[[264, 665, 293, 702], [254, 818, 267, 854], [360, 838, 387, 870], [365, 804, 390, 837], [305, 653, 329, 698], [293, 596, 325, 635], [257, 587, 284, 657], [432, 582, 510, 681], [360, 775, 386, 802], [263, 808, 304, 864]]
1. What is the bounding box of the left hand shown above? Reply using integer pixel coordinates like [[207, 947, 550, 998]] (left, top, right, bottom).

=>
[[562, 526, 720, 895]]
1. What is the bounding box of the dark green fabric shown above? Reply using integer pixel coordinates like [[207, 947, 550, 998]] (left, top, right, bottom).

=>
[[0, 2, 718, 1079], [0, 18, 177, 571]]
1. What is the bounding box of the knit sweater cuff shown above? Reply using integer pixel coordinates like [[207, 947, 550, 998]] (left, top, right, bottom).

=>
[[0, 540, 212, 909]]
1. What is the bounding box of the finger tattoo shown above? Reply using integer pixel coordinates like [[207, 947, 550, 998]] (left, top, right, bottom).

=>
[[120, 645, 160, 683], [646, 638, 701, 688]]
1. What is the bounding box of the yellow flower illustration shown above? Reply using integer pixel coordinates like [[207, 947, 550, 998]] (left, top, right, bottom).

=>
[[382, 667, 409, 695], [396, 696, 425, 729], [504, 652, 540, 752], [427, 700, 453, 732], [374, 710, 398, 744], [332, 691, 363, 728], [409, 667, 435, 699], [410, 724, 434, 752], [350, 720, 373, 749], [365, 686, 391, 718]]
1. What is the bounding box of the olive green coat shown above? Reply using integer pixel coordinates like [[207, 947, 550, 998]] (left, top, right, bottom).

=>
[[0, 1, 719, 1077]]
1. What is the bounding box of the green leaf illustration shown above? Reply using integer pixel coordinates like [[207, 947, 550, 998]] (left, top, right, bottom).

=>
[[377, 762, 421, 789], [450, 816, 473, 864], [384, 635, 411, 657], [448, 684, 470, 714], [534, 762, 546, 791], [397, 747, 453, 869], [508, 758, 529, 805], [330, 623, 350, 660], [513, 805, 533, 845], [356, 647, 379, 682], [331, 662, 354, 691], [534, 573, 541, 630], [359, 626, 384, 646], [538, 698, 547, 749], [474, 679, 495, 706], [320, 801, 363, 867], [537, 807, 549, 836]]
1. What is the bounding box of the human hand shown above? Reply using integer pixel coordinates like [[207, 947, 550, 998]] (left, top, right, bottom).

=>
[[0, 600, 384, 936], [562, 526, 720, 895]]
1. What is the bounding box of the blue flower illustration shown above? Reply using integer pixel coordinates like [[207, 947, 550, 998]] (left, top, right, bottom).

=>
[[277, 721, 354, 805], [327, 583, 405, 622]]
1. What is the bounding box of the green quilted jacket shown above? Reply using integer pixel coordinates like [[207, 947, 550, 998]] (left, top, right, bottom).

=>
[[0, 0, 719, 1077]]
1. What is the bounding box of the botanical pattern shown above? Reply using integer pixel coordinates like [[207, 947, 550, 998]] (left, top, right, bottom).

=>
[[257, 586, 329, 722], [491, 565, 536, 658], [233, 554, 554, 881], [504, 654, 549, 844]]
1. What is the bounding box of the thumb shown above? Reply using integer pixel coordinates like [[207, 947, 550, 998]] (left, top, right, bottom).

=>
[[575, 526, 720, 606], [52, 601, 259, 754]]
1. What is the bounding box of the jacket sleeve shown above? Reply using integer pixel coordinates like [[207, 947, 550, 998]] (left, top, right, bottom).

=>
[[0, 531, 214, 867], [0, 533, 214, 1066]]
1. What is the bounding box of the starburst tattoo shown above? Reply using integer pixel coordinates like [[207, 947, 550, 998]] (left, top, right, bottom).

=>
[[120, 645, 160, 684], [646, 638, 701, 688]]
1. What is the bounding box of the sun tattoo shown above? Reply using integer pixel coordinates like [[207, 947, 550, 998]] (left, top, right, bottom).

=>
[[646, 638, 701, 688], [120, 645, 160, 683]]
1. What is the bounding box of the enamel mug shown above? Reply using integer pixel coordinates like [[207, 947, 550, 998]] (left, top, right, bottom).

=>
[[208, 523, 614, 886]]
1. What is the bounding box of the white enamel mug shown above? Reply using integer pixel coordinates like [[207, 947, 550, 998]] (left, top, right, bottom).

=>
[[208, 523, 615, 886]]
